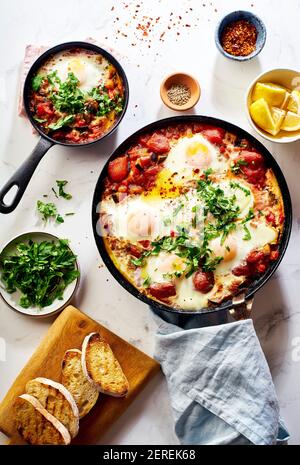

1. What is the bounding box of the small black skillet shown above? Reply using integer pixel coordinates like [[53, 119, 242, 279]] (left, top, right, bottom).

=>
[[0, 41, 129, 214]]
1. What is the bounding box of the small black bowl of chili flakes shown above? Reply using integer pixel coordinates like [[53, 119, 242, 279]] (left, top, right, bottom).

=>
[[215, 11, 266, 61]]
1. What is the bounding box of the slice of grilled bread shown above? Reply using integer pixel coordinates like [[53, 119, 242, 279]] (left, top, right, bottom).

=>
[[81, 332, 129, 397], [61, 349, 99, 418], [26, 377, 79, 438], [14, 394, 71, 445]]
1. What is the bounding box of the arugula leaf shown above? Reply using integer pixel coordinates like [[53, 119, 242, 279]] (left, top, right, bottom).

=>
[[48, 115, 74, 131], [0, 238, 79, 308], [56, 180, 72, 200], [32, 74, 44, 92]]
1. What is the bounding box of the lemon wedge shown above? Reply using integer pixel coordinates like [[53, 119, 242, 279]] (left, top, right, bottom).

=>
[[271, 107, 286, 132], [287, 90, 300, 114], [252, 82, 288, 108], [281, 111, 300, 132], [250, 98, 280, 135]]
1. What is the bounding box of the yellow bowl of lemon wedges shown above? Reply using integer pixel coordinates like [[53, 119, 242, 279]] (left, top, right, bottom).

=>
[[246, 68, 300, 143]]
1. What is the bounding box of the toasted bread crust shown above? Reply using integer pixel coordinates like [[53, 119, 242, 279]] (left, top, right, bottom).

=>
[[81, 332, 129, 397], [26, 377, 79, 438], [14, 394, 71, 445], [61, 349, 99, 418]]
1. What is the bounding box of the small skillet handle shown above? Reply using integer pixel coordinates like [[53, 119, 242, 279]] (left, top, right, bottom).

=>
[[229, 294, 254, 321], [0, 137, 54, 214]]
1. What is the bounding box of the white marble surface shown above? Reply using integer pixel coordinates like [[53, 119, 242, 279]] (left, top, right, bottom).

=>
[[0, 0, 300, 445]]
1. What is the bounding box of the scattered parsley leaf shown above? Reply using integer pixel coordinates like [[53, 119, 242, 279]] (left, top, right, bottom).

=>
[[56, 180, 72, 200], [229, 181, 250, 196], [56, 214, 64, 224], [173, 203, 184, 216], [52, 187, 58, 198], [48, 115, 74, 131], [33, 117, 47, 123], [32, 74, 44, 92], [37, 200, 58, 222], [143, 276, 151, 287], [243, 225, 251, 241], [231, 158, 248, 174]]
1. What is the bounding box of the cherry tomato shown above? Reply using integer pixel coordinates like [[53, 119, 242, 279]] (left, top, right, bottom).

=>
[[108, 157, 129, 182]]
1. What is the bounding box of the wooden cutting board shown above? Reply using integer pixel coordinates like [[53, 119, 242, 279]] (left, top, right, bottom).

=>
[[0, 305, 160, 445]]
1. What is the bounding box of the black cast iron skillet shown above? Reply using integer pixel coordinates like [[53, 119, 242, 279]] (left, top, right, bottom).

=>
[[92, 116, 292, 325], [0, 41, 129, 214]]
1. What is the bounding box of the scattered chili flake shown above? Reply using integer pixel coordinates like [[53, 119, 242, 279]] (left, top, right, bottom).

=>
[[167, 84, 191, 106], [221, 19, 257, 57]]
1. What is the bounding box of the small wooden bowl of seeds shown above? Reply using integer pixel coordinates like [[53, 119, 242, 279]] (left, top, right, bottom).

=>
[[160, 72, 201, 111]]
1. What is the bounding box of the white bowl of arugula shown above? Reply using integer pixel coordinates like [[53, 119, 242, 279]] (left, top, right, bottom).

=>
[[0, 232, 80, 317]]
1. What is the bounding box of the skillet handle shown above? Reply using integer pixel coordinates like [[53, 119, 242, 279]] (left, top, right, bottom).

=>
[[229, 295, 254, 321], [0, 137, 54, 214]]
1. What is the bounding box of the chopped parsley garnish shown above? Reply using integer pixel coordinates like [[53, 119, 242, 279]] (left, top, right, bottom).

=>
[[32, 74, 43, 92], [56, 214, 65, 224], [130, 179, 257, 276], [143, 276, 151, 287], [231, 158, 248, 174], [0, 239, 79, 308], [52, 187, 58, 198], [229, 181, 250, 196], [163, 217, 171, 226], [33, 117, 47, 124], [173, 203, 184, 216], [56, 180, 72, 200], [32, 72, 124, 129], [48, 115, 74, 131], [36, 200, 64, 224], [48, 72, 85, 114], [197, 177, 240, 243], [88, 86, 124, 116], [243, 225, 251, 241], [242, 208, 255, 241]]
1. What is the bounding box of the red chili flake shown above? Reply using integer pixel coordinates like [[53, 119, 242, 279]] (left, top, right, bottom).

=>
[[221, 19, 257, 56], [185, 24, 191, 27]]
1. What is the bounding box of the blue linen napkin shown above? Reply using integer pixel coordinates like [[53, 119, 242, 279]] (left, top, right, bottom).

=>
[[153, 315, 289, 445]]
